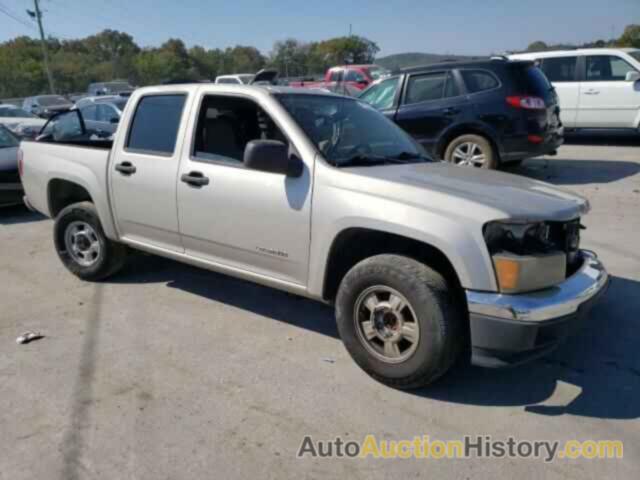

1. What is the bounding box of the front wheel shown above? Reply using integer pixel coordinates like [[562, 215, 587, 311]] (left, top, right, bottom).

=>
[[54, 201, 127, 281], [444, 134, 497, 169], [335, 254, 463, 389]]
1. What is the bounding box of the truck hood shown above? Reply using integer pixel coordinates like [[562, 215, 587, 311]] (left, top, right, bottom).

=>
[[342, 162, 589, 222]]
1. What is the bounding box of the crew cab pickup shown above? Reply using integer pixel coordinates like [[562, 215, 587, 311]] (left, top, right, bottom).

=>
[[20, 84, 609, 388], [289, 64, 388, 91]]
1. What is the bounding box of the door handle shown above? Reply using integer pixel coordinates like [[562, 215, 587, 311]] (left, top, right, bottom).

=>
[[442, 107, 460, 115], [583, 90, 600, 95], [181, 171, 210, 187], [115, 162, 136, 175]]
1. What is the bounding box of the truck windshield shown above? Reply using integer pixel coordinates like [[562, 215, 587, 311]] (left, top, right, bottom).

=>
[[275, 94, 430, 167]]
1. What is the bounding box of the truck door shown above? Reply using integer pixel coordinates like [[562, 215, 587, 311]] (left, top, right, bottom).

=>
[[175, 92, 313, 286], [577, 55, 640, 128], [109, 92, 192, 252]]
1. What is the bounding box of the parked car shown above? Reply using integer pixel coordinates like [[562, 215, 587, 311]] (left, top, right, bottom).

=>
[[509, 49, 640, 131], [0, 125, 23, 207], [0, 104, 46, 138], [289, 64, 389, 91], [74, 95, 130, 138], [22, 95, 73, 118], [21, 84, 608, 388], [215, 74, 255, 85], [359, 58, 563, 168], [88, 81, 134, 96]]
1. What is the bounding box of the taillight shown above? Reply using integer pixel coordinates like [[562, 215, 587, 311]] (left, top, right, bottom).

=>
[[527, 135, 544, 144], [17, 148, 24, 177], [506, 96, 546, 110]]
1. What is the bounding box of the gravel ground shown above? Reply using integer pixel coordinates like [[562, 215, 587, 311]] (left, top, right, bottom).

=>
[[1, 136, 639, 479]]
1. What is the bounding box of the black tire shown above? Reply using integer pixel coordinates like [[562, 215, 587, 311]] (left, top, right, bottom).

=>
[[335, 254, 463, 389], [444, 134, 497, 169], [54, 201, 127, 281]]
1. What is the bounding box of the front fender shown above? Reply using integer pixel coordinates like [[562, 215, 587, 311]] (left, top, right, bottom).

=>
[[307, 186, 498, 298]]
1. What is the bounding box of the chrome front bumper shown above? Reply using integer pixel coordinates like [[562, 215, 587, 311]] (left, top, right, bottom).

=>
[[466, 250, 609, 322]]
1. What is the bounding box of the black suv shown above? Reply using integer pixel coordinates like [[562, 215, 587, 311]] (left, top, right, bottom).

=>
[[359, 58, 563, 169]]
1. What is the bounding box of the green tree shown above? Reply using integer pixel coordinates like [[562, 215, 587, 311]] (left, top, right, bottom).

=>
[[617, 24, 640, 48], [526, 41, 549, 52], [315, 36, 380, 65]]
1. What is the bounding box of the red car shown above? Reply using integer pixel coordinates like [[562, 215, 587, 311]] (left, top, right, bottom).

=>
[[289, 65, 389, 92]]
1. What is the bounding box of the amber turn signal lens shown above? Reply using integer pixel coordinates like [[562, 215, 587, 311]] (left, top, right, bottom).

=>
[[494, 257, 521, 291]]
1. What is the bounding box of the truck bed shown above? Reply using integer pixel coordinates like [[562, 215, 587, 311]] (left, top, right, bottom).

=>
[[20, 139, 112, 220]]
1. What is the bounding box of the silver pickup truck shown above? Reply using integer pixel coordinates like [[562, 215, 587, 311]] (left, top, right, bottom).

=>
[[20, 84, 609, 388]]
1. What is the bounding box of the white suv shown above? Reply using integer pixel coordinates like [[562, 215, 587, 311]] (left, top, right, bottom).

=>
[[510, 49, 640, 131]]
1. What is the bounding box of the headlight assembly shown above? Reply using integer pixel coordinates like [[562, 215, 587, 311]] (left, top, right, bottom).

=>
[[484, 220, 570, 293]]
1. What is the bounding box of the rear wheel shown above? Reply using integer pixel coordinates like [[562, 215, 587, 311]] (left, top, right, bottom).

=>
[[54, 201, 127, 281], [444, 134, 497, 169], [335, 254, 463, 389]]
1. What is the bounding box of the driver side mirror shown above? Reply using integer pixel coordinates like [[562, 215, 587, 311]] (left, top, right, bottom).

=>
[[244, 140, 303, 177], [626, 71, 640, 83], [110, 117, 120, 124]]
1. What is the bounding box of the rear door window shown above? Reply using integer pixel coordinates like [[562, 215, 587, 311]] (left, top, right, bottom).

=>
[[510, 64, 553, 101], [404, 72, 448, 104], [126, 95, 186, 155], [460, 70, 500, 93], [540, 56, 578, 82], [345, 70, 366, 82], [81, 105, 97, 121], [585, 55, 638, 81]]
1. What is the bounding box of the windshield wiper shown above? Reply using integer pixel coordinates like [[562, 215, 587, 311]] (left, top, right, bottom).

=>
[[389, 151, 431, 162], [336, 154, 403, 167]]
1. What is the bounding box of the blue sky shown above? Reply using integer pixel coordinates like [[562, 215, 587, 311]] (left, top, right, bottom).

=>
[[0, 0, 638, 56]]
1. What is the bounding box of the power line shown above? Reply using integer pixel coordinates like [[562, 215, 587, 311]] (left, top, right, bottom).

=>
[[32, 0, 56, 93], [0, 1, 37, 31]]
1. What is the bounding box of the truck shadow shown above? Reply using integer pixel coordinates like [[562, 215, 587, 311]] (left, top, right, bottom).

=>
[[112, 253, 339, 339], [414, 275, 640, 420], [508, 158, 640, 185], [564, 132, 640, 147], [111, 255, 640, 419], [0, 204, 45, 224]]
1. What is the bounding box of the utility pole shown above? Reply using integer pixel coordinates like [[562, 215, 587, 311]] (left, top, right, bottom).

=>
[[32, 0, 55, 93]]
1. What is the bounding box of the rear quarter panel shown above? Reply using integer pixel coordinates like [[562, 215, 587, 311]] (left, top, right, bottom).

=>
[[20, 141, 118, 239]]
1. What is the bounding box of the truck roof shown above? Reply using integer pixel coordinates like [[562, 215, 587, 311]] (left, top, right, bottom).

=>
[[132, 83, 345, 98]]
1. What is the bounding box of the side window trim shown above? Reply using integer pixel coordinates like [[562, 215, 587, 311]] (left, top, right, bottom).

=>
[[457, 68, 502, 96], [583, 54, 639, 82], [401, 70, 453, 106], [188, 92, 294, 169], [540, 56, 580, 82], [124, 93, 187, 157]]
